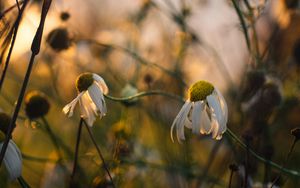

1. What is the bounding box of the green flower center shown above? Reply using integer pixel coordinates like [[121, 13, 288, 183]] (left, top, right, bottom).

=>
[[188, 81, 214, 102], [76, 73, 94, 92]]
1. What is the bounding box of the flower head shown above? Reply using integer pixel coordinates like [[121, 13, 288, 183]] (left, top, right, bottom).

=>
[[63, 73, 108, 126], [25, 91, 50, 119], [171, 81, 228, 142], [0, 112, 22, 180], [46, 28, 72, 51]]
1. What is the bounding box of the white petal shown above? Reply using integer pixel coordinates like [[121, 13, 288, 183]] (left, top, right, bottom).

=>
[[62, 92, 84, 117], [200, 106, 212, 134], [88, 84, 105, 114], [210, 113, 222, 140], [1, 141, 22, 180], [79, 93, 96, 127], [215, 88, 228, 126], [93, 74, 109, 94], [184, 117, 192, 129], [176, 102, 192, 142], [191, 101, 204, 134], [207, 92, 223, 127], [170, 101, 191, 142]]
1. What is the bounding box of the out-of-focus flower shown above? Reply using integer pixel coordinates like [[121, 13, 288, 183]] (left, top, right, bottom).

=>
[[25, 91, 50, 119], [0, 113, 22, 180], [46, 27, 72, 52], [120, 84, 138, 106], [171, 81, 228, 142], [63, 73, 108, 126]]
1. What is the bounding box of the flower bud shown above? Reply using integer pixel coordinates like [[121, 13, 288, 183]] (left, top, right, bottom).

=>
[[143, 73, 153, 86], [229, 163, 239, 171], [60, 12, 70, 21], [46, 28, 71, 51], [121, 84, 138, 106], [25, 91, 50, 119], [291, 127, 300, 140]]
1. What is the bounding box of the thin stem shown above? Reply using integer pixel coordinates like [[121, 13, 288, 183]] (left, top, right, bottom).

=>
[[231, 0, 251, 52], [0, 1, 24, 19], [228, 170, 234, 188], [70, 118, 83, 181], [0, 0, 52, 166], [244, 142, 249, 188], [82, 120, 116, 188], [104, 90, 185, 103], [225, 129, 300, 177], [0, 0, 29, 92], [270, 138, 298, 188], [17, 176, 31, 188]]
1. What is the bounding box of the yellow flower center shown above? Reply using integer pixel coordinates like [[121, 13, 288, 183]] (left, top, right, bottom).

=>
[[76, 73, 94, 92], [188, 81, 214, 102]]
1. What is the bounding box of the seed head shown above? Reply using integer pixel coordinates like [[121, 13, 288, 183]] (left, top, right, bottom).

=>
[[25, 91, 50, 119], [46, 28, 71, 51], [291, 127, 300, 140], [76, 73, 94, 92], [60, 12, 70, 21], [188, 81, 214, 102], [229, 163, 239, 171]]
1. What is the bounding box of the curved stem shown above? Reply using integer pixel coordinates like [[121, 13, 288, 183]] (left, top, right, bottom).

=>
[[225, 129, 300, 177], [104, 90, 185, 103]]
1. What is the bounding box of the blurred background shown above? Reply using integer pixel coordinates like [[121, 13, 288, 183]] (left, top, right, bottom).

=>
[[0, 0, 300, 187]]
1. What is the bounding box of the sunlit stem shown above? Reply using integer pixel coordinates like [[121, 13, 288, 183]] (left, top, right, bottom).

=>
[[82, 120, 116, 188], [70, 118, 84, 182], [104, 90, 185, 103]]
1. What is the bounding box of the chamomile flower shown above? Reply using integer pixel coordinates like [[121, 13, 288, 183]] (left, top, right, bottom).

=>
[[171, 81, 228, 142], [63, 73, 108, 126]]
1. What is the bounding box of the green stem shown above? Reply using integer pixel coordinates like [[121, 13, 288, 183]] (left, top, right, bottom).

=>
[[225, 129, 300, 177], [231, 0, 251, 52], [104, 90, 185, 103], [17, 176, 31, 188], [82, 120, 116, 188]]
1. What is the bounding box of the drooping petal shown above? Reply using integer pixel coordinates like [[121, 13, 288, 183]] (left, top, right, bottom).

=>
[[170, 101, 191, 142], [93, 74, 109, 94], [1, 141, 22, 180], [176, 102, 192, 142], [62, 92, 84, 117], [88, 84, 105, 114], [79, 93, 96, 127], [200, 106, 212, 134], [207, 93, 224, 127], [210, 113, 222, 140], [215, 88, 228, 126], [191, 101, 204, 134]]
